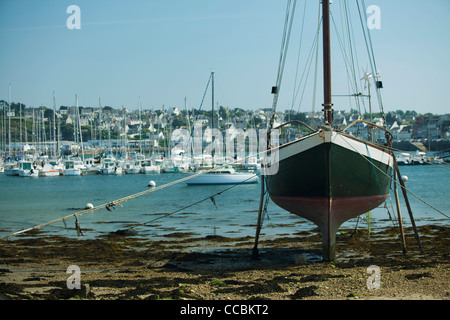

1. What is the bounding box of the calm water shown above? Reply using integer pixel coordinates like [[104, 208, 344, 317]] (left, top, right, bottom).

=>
[[0, 164, 448, 240]]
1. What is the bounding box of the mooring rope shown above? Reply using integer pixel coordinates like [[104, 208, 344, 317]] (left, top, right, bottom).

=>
[[351, 134, 450, 171], [0, 150, 268, 240], [388, 146, 450, 171], [340, 135, 450, 220], [135, 174, 259, 229], [3, 132, 447, 240]]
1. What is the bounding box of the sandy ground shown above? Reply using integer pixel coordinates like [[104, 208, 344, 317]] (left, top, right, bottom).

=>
[[0, 224, 448, 301]]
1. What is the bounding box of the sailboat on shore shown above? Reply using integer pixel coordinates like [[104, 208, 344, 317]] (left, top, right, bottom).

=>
[[258, 0, 394, 261]]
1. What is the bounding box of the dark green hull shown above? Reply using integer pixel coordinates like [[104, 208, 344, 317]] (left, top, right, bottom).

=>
[[269, 142, 392, 199], [266, 131, 394, 260]]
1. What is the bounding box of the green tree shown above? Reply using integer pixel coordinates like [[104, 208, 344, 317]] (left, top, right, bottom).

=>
[[289, 112, 307, 122], [172, 115, 186, 128], [219, 105, 228, 119], [234, 108, 245, 117], [386, 112, 396, 124], [60, 124, 74, 141]]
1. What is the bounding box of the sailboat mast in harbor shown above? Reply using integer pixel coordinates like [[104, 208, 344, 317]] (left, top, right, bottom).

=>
[[322, 0, 333, 125], [261, 0, 395, 261], [53, 91, 57, 158], [75, 94, 85, 161], [8, 84, 11, 156], [211, 71, 216, 165]]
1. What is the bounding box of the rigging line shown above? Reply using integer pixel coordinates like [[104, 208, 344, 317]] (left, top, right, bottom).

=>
[[276, 0, 291, 84], [384, 188, 400, 229], [365, 142, 389, 202], [278, 0, 297, 88], [286, 3, 322, 113], [255, 175, 272, 233], [368, 142, 450, 171], [356, 0, 385, 119], [434, 147, 450, 154], [345, 0, 364, 116], [310, 2, 322, 128], [391, 154, 450, 172], [330, 13, 359, 99], [388, 203, 399, 227], [177, 72, 213, 167], [341, 0, 363, 115], [137, 174, 259, 228], [396, 159, 450, 172], [330, 9, 365, 116], [196, 73, 212, 114], [293, 23, 321, 113], [291, 0, 308, 113], [276, 0, 297, 88], [269, 0, 297, 132], [340, 135, 450, 220], [361, 0, 380, 84]]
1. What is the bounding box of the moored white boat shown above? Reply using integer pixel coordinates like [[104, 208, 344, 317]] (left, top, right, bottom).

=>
[[242, 157, 261, 173], [81, 158, 100, 175], [140, 159, 160, 174], [396, 152, 412, 165], [62, 159, 83, 176], [100, 157, 123, 175], [124, 160, 141, 174], [39, 162, 61, 176], [18, 160, 39, 177], [5, 163, 20, 176], [187, 166, 259, 185]]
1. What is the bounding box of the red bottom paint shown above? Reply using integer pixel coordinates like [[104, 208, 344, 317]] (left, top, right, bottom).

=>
[[270, 194, 388, 260]]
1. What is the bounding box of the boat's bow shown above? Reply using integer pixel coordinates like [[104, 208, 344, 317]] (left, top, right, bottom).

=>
[[266, 126, 394, 260]]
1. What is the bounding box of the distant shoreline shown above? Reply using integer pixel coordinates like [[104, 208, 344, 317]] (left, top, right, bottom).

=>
[[393, 140, 450, 152]]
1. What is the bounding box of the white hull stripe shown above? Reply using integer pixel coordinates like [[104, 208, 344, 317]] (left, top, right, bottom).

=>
[[278, 130, 393, 167]]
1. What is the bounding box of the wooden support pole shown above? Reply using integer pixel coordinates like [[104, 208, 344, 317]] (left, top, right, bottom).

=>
[[393, 156, 424, 254], [393, 173, 407, 254], [252, 175, 266, 259]]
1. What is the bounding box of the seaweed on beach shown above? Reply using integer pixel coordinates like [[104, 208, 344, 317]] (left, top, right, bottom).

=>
[[0, 224, 449, 300]]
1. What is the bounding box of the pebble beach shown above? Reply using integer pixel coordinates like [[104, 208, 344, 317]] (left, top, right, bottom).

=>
[[0, 224, 448, 301]]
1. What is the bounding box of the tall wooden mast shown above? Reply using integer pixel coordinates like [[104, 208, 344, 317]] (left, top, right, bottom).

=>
[[211, 72, 215, 130], [322, 0, 334, 125]]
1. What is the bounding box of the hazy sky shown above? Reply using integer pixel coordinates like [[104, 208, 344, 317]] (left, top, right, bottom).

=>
[[1, 0, 449, 115]]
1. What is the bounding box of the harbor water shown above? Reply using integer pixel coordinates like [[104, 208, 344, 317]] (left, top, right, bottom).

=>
[[0, 164, 448, 240]]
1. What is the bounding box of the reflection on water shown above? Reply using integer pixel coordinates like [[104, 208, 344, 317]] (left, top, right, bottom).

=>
[[0, 164, 448, 240]]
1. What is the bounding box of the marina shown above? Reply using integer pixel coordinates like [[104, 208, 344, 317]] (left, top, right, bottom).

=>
[[1, 0, 449, 302], [0, 158, 449, 301], [0, 163, 448, 240]]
